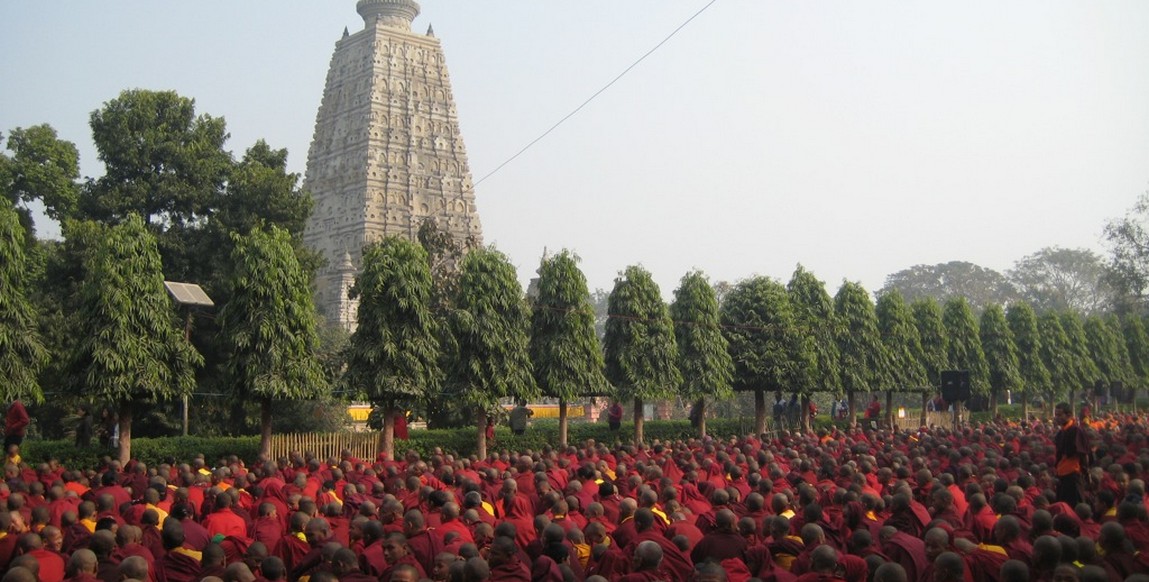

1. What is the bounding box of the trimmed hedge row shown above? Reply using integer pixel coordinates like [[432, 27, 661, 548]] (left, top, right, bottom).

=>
[[19, 419, 762, 467]]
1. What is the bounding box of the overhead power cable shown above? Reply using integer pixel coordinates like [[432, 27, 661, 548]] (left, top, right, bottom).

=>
[[472, 0, 720, 189]]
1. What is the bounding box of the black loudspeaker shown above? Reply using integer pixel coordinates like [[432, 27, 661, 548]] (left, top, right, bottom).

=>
[[1094, 380, 1107, 397], [1112, 381, 1131, 403], [941, 370, 971, 402]]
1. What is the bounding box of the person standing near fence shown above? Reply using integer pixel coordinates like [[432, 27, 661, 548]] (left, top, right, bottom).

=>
[[509, 401, 532, 436], [607, 401, 623, 432], [4, 400, 30, 451]]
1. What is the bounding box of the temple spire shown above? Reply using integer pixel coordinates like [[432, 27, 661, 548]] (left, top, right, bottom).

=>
[[356, 0, 420, 30]]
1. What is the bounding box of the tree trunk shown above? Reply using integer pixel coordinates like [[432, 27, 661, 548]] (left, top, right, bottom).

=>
[[990, 389, 999, 417], [920, 392, 928, 428], [697, 398, 707, 439], [1021, 397, 1029, 422], [886, 391, 894, 429], [559, 399, 569, 447], [477, 409, 488, 459], [754, 390, 766, 435], [117, 403, 133, 465], [847, 390, 857, 428], [1048, 390, 1056, 419], [952, 400, 962, 430], [1068, 389, 1076, 416], [381, 401, 395, 461], [260, 399, 273, 458], [634, 398, 644, 446]]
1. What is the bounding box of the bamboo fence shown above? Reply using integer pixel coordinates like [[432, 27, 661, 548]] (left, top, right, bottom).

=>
[[267, 432, 378, 462]]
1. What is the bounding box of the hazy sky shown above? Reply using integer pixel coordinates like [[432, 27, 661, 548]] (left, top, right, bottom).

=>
[[3, 1, 1148, 297]]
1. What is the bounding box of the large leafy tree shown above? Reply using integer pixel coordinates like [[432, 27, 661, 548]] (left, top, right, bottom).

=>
[[722, 277, 808, 433], [942, 297, 989, 399], [1008, 247, 1116, 314], [911, 298, 948, 389], [82, 89, 232, 283], [669, 270, 733, 438], [1122, 314, 1149, 391], [1104, 191, 1149, 307], [0, 199, 47, 402], [451, 248, 537, 457], [604, 265, 681, 444], [0, 124, 80, 239], [1059, 311, 1100, 408], [880, 261, 1016, 311], [1037, 313, 1073, 408], [787, 266, 840, 401], [67, 215, 201, 463], [529, 251, 607, 445], [344, 237, 440, 458], [835, 281, 890, 427], [979, 304, 1021, 415], [1006, 302, 1051, 419], [219, 226, 328, 456]]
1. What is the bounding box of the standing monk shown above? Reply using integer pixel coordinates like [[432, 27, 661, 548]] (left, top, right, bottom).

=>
[[1054, 402, 1090, 507], [5, 400, 30, 450]]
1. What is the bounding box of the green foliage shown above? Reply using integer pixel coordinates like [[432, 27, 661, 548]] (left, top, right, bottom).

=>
[[1083, 315, 1134, 386], [1008, 246, 1115, 314], [1037, 313, 1073, 397], [530, 251, 608, 401], [720, 277, 808, 393], [876, 290, 927, 390], [669, 270, 734, 402], [911, 298, 948, 388], [787, 265, 840, 394], [21, 436, 261, 469], [1006, 302, 1051, 397], [344, 237, 441, 403], [1104, 191, 1149, 305], [67, 214, 201, 403], [219, 225, 327, 402], [835, 281, 890, 394], [1121, 313, 1149, 387], [603, 266, 681, 402], [979, 304, 1021, 396], [450, 247, 537, 409], [942, 297, 989, 395], [0, 199, 47, 402], [880, 261, 1016, 311], [1059, 311, 1100, 392], [1, 124, 80, 229]]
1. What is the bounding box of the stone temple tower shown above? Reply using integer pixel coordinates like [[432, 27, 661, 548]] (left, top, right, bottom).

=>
[[303, 0, 482, 329]]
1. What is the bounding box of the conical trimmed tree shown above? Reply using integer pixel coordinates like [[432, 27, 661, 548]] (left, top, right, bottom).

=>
[[604, 265, 681, 445], [68, 215, 201, 463], [0, 199, 47, 402], [343, 237, 441, 459], [876, 290, 927, 426], [529, 250, 607, 446], [722, 277, 809, 433], [980, 304, 1020, 416], [219, 226, 328, 456], [1006, 302, 1050, 420], [912, 298, 948, 423], [787, 266, 840, 423], [670, 270, 733, 438], [451, 247, 538, 458], [1060, 311, 1099, 411], [943, 297, 990, 399], [835, 281, 890, 427], [1121, 313, 1149, 395], [1038, 313, 1073, 412], [1083, 315, 1134, 408]]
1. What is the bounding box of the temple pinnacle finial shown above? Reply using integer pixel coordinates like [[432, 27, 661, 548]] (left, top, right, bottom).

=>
[[342, 26, 349, 39], [356, 0, 420, 31], [426, 23, 434, 37]]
